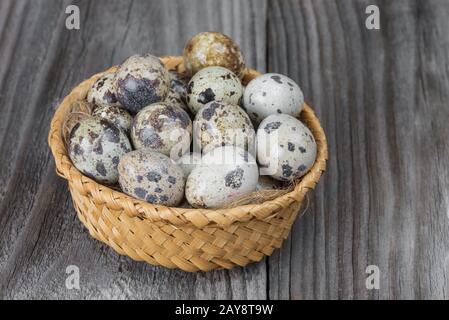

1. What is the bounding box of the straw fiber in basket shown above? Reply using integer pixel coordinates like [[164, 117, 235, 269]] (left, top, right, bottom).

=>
[[48, 56, 328, 272]]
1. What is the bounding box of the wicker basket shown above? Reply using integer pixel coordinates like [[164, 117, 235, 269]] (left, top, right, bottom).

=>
[[48, 56, 328, 272]]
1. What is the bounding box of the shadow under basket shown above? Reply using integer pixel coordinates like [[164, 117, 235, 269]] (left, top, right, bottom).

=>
[[48, 56, 328, 272]]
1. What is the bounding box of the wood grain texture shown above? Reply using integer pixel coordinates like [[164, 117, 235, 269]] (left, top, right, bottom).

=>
[[267, 0, 449, 300], [0, 0, 448, 300]]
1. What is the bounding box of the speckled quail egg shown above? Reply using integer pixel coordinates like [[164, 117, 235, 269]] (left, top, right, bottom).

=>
[[92, 105, 133, 135], [68, 118, 132, 185], [183, 31, 245, 77], [118, 150, 185, 206], [114, 54, 170, 114], [185, 146, 258, 208], [256, 175, 285, 191], [193, 101, 255, 154], [87, 71, 122, 108], [243, 73, 304, 124], [186, 66, 243, 115], [257, 114, 317, 181], [169, 70, 189, 103], [131, 102, 192, 157], [176, 152, 202, 178]]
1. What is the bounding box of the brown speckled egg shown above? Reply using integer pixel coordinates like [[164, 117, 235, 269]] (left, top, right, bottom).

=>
[[68, 118, 132, 185], [92, 105, 133, 135], [185, 146, 258, 208], [183, 32, 245, 77], [131, 102, 192, 157], [87, 72, 121, 108], [114, 54, 169, 114], [257, 114, 317, 181], [186, 66, 243, 115], [118, 150, 185, 206], [193, 101, 255, 154]]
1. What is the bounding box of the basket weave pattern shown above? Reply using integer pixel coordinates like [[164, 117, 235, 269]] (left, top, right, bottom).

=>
[[48, 56, 328, 272]]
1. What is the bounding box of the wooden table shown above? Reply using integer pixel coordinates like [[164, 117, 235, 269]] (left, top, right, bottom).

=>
[[0, 0, 448, 300]]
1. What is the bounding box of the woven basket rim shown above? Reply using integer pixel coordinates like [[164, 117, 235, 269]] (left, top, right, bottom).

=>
[[48, 56, 328, 228]]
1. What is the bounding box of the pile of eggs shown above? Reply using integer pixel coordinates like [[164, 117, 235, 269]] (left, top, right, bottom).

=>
[[68, 31, 317, 209]]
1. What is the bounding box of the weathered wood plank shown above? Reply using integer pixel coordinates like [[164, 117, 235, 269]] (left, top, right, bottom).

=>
[[267, 0, 449, 299], [0, 0, 268, 299]]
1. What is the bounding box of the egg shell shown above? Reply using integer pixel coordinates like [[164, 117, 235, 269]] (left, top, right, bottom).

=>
[[131, 102, 192, 157], [118, 150, 185, 206], [68, 118, 132, 184], [257, 114, 317, 181], [87, 72, 121, 108], [185, 146, 258, 209], [183, 32, 245, 77], [114, 54, 169, 114], [243, 73, 304, 124], [92, 105, 133, 135], [176, 152, 202, 178], [193, 101, 255, 155], [186, 66, 243, 115]]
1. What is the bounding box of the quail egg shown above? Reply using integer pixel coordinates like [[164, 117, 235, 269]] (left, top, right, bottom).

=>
[[114, 54, 170, 114], [193, 101, 255, 154], [185, 146, 258, 208], [257, 114, 317, 181], [176, 152, 202, 178], [131, 102, 192, 157], [243, 73, 304, 124], [92, 105, 133, 135], [183, 31, 245, 77], [186, 66, 243, 115], [118, 150, 185, 206], [68, 118, 132, 184], [87, 72, 121, 108]]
